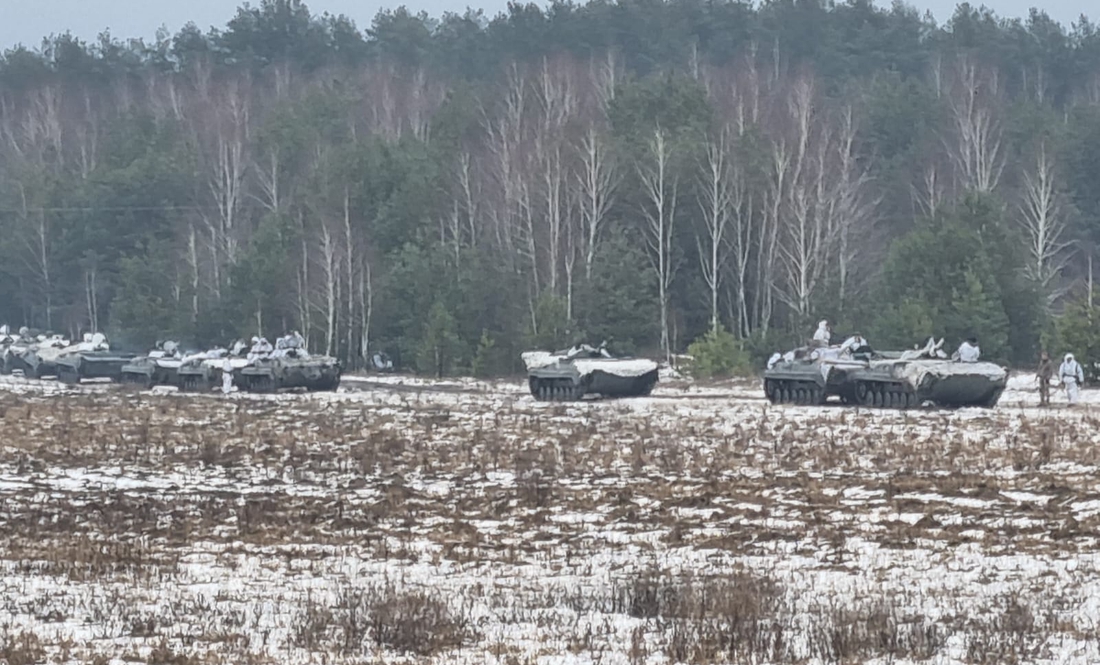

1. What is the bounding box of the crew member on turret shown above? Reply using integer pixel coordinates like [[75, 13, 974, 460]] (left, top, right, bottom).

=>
[[840, 333, 869, 356], [812, 320, 831, 347], [953, 337, 980, 363], [767, 352, 782, 369]]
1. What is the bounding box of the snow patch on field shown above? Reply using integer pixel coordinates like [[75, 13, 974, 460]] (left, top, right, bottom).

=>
[[0, 375, 1099, 663]]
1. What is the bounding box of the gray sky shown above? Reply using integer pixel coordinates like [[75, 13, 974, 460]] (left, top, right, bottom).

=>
[[0, 0, 1093, 51]]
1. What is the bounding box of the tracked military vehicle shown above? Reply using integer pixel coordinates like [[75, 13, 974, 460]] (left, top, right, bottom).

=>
[[236, 349, 341, 392], [119, 342, 186, 388], [763, 338, 1008, 408], [761, 346, 853, 405], [15, 335, 73, 378], [51, 334, 136, 384], [176, 347, 247, 392], [522, 343, 659, 401]]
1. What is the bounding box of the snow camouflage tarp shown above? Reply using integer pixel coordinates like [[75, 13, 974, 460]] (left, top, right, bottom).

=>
[[522, 343, 659, 401]]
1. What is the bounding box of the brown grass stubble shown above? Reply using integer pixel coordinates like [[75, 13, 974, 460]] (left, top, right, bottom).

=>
[[0, 388, 1094, 661]]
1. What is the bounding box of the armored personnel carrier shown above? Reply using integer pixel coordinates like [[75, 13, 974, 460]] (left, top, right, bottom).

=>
[[761, 346, 852, 405], [52, 334, 137, 384], [176, 346, 247, 392], [119, 342, 185, 388], [236, 348, 341, 392], [763, 338, 1008, 408], [15, 334, 73, 378], [522, 343, 659, 401]]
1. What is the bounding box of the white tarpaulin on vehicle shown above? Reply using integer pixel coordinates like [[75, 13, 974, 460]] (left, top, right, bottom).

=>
[[521, 351, 658, 378]]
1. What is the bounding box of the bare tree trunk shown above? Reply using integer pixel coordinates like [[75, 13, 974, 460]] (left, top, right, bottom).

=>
[[912, 163, 945, 220], [319, 224, 338, 357], [194, 73, 252, 296], [774, 77, 855, 321], [944, 55, 1004, 194], [756, 139, 787, 334], [344, 187, 355, 368], [535, 56, 577, 296], [84, 265, 99, 332], [577, 128, 618, 279], [728, 147, 756, 338], [457, 150, 478, 253], [16, 188, 53, 329], [697, 130, 732, 333], [563, 190, 579, 320], [832, 106, 877, 312], [359, 260, 372, 363], [638, 129, 680, 363], [187, 221, 200, 322], [540, 140, 563, 293], [297, 212, 312, 349], [482, 63, 527, 269], [1019, 142, 1071, 306]]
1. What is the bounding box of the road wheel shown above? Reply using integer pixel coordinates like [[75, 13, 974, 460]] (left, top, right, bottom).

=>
[[763, 380, 773, 402], [855, 382, 869, 406]]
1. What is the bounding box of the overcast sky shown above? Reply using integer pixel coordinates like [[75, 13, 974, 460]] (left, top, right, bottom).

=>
[[0, 0, 1093, 51]]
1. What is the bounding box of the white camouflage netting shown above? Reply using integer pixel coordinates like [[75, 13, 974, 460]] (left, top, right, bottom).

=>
[[521, 351, 658, 378], [894, 359, 1008, 385]]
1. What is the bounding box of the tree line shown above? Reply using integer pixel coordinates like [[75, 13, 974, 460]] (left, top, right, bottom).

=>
[[2, 0, 1100, 375]]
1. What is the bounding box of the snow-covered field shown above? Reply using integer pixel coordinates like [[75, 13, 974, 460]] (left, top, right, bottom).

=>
[[1, 372, 1099, 664]]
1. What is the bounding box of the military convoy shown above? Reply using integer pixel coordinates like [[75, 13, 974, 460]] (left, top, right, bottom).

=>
[[0, 329, 342, 394], [1, 320, 1011, 409], [763, 337, 1009, 409], [522, 343, 659, 401]]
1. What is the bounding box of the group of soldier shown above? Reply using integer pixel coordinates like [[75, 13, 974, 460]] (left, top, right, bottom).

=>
[[1037, 351, 1085, 407]]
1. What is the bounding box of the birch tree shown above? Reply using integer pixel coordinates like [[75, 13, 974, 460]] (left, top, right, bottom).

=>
[[775, 77, 834, 320], [696, 130, 732, 332], [1018, 143, 1072, 304], [638, 128, 679, 362], [831, 105, 877, 310], [315, 221, 340, 356], [575, 128, 618, 279], [191, 72, 253, 299], [727, 144, 756, 338], [944, 55, 1004, 194]]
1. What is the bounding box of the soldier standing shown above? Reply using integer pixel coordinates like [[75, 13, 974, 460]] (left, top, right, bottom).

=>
[[1036, 350, 1053, 407], [1060, 353, 1085, 405]]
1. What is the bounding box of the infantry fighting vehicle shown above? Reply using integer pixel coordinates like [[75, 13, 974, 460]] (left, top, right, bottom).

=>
[[176, 348, 247, 392], [522, 343, 659, 401], [236, 349, 341, 392], [119, 342, 186, 388], [763, 338, 1008, 408], [47, 333, 136, 384], [13, 334, 73, 378]]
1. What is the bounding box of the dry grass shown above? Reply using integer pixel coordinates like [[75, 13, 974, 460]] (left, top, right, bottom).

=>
[[0, 379, 1097, 663]]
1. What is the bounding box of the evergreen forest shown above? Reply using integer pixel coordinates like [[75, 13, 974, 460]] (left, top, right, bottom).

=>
[[3, 0, 1100, 375]]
